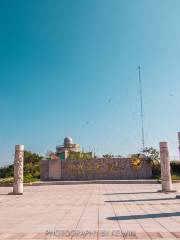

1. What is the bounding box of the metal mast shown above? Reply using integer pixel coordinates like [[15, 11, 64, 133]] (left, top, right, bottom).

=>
[[138, 66, 145, 150]]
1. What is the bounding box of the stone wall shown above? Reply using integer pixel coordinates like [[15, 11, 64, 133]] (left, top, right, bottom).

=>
[[41, 158, 152, 181], [49, 159, 62, 180], [40, 160, 49, 181]]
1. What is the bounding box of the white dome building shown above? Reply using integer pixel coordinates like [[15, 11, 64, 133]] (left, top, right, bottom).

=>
[[56, 137, 80, 160], [64, 137, 73, 146]]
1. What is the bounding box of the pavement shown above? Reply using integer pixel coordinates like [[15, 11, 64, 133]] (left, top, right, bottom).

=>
[[0, 183, 180, 239]]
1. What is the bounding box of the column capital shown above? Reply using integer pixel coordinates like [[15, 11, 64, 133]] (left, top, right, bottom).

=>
[[15, 145, 24, 151], [159, 142, 168, 148]]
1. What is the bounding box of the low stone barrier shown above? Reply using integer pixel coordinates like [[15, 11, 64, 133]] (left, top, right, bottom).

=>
[[41, 158, 152, 181]]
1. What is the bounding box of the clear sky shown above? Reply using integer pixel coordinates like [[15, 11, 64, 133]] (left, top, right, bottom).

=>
[[0, 0, 180, 166]]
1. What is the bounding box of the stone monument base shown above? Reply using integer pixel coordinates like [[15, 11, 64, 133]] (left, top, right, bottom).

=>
[[8, 192, 23, 195], [158, 190, 177, 193]]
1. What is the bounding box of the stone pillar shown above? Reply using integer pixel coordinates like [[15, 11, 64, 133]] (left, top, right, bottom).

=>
[[159, 142, 174, 192], [178, 132, 180, 160], [177, 133, 180, 198], [13, 145, 24, 195]]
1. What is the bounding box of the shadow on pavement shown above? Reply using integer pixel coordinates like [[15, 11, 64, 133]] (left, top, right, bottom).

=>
[[107, 212, 180, 221], [105, 197, 176, 203], [104, 191, 158, 195]]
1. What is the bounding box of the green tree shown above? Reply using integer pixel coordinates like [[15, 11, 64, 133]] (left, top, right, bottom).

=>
[[141, 147, 160, 178], [0, 164, 13, 178], [142, 147, 160, 163], [102, 154, 114, 159], [23, 151, 42, 182], [0, 151, 42, 183]]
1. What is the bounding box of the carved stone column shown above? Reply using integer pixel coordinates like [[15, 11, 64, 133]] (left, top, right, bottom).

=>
[[159, 142, 175, 192], [176, 133, 180, 198], [178, 132, 180, 160], [13, 145, 24, 195]]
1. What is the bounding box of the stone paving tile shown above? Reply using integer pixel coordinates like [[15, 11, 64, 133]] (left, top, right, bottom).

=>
[[2, 232, 180, 240], [148, 232, 162, 239], [0, 233, 15, 239], [171, 232, 180, 238], [7, 233, 27, 239], [0, 184, 180, 239], [135, 232, 150, 239], [19, 233, 38, 239], [160, 232, 177, 239]]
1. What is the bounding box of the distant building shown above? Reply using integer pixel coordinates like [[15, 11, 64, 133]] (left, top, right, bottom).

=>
[[56, 137, 80, 160], [41, 137, 152, 181]]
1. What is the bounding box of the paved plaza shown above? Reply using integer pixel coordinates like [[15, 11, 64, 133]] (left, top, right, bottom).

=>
[[0, 183, 180, 239]]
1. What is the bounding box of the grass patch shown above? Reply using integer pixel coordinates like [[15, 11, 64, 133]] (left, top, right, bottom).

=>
[[0, 177, 40, 185], [153, 173, 180, 181], [171, 174, 180, 180], [0, 177, 14, 184]]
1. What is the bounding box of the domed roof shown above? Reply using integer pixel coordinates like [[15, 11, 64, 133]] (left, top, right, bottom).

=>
[[64, 137, 73, 146]]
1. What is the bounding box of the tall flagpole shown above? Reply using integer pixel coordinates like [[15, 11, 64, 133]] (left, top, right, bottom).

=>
[[138, 66, 145, 150]]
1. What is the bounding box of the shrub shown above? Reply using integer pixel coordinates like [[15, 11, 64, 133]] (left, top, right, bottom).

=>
[[0, 151, 42, 183], [152, 161, 180, 180]]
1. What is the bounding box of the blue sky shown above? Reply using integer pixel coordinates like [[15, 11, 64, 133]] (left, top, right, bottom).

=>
[[0, 0, 180, 166]]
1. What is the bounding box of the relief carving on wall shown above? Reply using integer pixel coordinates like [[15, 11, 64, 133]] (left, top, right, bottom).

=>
[[131, 155, 143, 170], [14, 150, 24, 184]]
